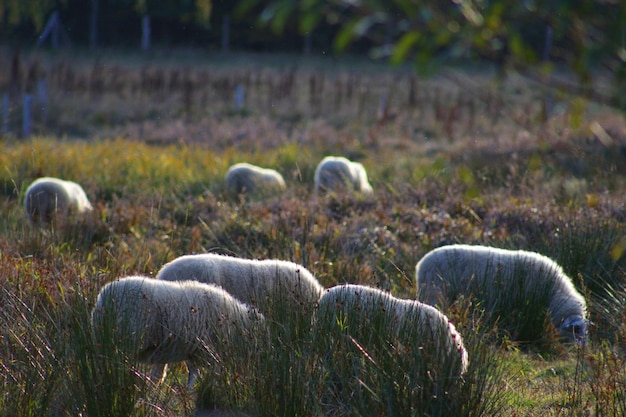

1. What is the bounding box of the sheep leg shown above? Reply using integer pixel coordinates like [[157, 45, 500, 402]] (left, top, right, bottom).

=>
[[149, 363, 168, 384], [186, 361, 199, 390]]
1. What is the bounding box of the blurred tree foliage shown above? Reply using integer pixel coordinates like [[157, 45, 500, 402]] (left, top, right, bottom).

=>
[[0, 0, 212, 44], [125, 0, 212, 26], [238, 0, 625, 109], [0, 0, 69, 32], [1, 0, 624, 110], [0, 0, 212, 28]]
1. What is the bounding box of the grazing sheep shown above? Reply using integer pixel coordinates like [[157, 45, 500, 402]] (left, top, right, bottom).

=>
[[225, 163, 286, 198], [314, 156, 373, 196], [416, 244, 588, 343], [156, 253, 324, 319], [91, 276, 265, 388], [24, 176, 93, 224], [315, 284, 468, 382]]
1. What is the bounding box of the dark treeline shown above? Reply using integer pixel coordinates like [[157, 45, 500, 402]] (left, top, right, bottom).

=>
[[0, 0, 570, 58], [0, 1, 343, 54], [2, 0, 623, 112]]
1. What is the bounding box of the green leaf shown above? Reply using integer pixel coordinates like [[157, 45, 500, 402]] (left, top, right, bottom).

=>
[[333, 20, 358, 52], [235, 0, 260, 17], [508, 33, 524, 58], [391, 32, 420, 65], [299, 10, 322, 34], [270, 5, 294, 33]]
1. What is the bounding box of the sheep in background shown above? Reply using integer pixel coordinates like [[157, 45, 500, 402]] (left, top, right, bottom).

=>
[[313, 284, 468, 402], [416, 244, 588, 344], [156, 253, 324, 320], [314, 156, 373, 196], [225, 163, 286, 199], [91, 276, 265, 388], [24, 176, 93, 224]]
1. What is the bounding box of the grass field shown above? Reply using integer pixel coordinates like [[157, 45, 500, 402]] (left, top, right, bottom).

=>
[[1, 46, 626, 416]]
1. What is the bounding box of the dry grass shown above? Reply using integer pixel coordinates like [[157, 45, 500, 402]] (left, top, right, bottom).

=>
[[1, 46, 625, 416]]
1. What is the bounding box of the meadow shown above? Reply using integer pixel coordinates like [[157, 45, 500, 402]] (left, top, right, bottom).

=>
[[1, 46, 626, 416]]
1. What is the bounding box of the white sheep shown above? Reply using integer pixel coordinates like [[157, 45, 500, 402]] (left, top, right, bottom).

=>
[[155, 253, 324, 318], [315, 284, 469, 381], [416, 244, 588, 343], [313, 156, 373, 196], [225, 163, 286, 199], [24, 176, 93, 224], [91, 276, 265, 388]]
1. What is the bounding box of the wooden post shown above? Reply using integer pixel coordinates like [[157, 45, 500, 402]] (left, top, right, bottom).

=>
[[222, 15, 230, 52], [37, 79, 48, 122], [22, 94, 33, 137], [2, 94, 9, 135], [303, 32, 312, 55], [141, 15, 151, 51], [90, 0, 99, 48], [52, 12, 59, 48], [36, 11, 60, 48], [542, 25, 553, 61], [234, 84, 245, 109]]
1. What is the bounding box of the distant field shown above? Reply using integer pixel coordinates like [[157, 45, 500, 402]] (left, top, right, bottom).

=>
[[1, 46, 626, 416]]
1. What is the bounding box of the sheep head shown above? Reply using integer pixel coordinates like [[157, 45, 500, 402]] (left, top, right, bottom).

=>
[[560, 315, 588, 345]]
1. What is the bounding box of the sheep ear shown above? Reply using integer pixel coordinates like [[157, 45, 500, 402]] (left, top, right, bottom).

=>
[[561, 315, 586, 329]]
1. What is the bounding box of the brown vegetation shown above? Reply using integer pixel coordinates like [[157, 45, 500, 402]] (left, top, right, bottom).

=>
[[1, 46, 625, 416]]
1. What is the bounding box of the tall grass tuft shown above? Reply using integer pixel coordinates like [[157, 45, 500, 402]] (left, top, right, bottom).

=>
[[0, 276, 183, 417], [534, 216, 622, 298], [585, 340, 626, 416], [311, 286, 468, 416], [195, 270, 322, 416], [0, 289, 62, 417], [445, 299, 512, 416], [195, 282, 511, 417], [61, 287, 158, 417]]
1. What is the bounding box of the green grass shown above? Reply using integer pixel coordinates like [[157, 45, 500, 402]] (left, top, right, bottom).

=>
[[1, 47, 626, 416]]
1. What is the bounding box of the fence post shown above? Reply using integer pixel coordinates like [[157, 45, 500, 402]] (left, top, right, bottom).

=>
[[141, 15, 151, 51], [90, 0, 99, 48], [2, 94, 9, 135], [36, 11, 60, 48], [37, 79, 49, 122], [234, 84, 245, 110], [222, 15, 230, 52], [23, 94, 32, 137], [303, 32, 312, 55]]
